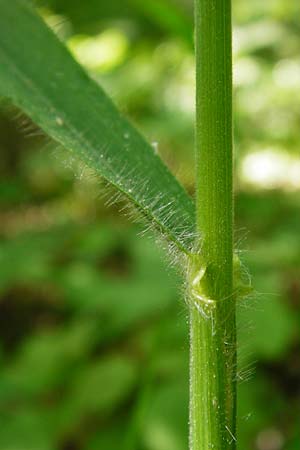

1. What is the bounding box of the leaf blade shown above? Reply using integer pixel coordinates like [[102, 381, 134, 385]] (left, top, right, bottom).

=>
[[0, 0, 195, 253]]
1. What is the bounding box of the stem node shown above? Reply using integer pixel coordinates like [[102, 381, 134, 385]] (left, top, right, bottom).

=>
[[190, 0, 235, 448]]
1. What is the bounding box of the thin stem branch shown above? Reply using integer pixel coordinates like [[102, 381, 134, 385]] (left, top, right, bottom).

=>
[[189, 0, 235, 449]]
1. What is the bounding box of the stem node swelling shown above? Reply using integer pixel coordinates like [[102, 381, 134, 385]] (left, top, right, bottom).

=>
[[190, 0, 236, 448]]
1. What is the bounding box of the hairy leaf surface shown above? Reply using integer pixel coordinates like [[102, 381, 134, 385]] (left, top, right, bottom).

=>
[[0, 0, 195, 253]]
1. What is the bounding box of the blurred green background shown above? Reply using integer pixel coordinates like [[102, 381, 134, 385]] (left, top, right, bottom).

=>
[[0, 0, 300, 449]]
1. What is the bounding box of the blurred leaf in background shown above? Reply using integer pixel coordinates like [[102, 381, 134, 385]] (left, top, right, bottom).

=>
[[0, 0, 300, 449]]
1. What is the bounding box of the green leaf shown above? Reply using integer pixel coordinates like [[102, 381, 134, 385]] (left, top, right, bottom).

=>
[[130, 0, 193, 45], [0, 408, 55, 450], [59, 356, 138, 429], [0, 0, 195, 253], [142, 381, 189, 450]]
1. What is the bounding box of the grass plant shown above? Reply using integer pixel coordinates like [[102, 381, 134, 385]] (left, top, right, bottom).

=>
[[0, 1, 236, 448]]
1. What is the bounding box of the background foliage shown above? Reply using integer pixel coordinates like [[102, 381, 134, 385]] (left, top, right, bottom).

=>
[[0, 0, 300, 449]]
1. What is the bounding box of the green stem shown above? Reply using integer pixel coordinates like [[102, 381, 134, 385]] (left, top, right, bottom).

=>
[[189, 0, 235, 449]]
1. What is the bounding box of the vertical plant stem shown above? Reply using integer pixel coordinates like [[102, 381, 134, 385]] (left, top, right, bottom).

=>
[[189, 0, 235, 449]]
